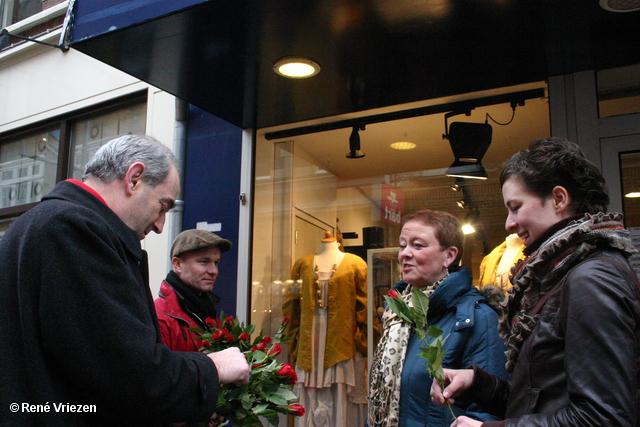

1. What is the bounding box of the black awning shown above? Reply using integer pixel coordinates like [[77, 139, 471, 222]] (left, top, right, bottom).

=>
[[68, 0, 640, 130]]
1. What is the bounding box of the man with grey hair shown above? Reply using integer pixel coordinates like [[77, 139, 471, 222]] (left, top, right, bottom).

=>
[[0, 134, 249, 426]]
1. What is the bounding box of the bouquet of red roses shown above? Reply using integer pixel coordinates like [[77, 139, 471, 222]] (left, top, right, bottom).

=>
[[189, 313, 304, 427]]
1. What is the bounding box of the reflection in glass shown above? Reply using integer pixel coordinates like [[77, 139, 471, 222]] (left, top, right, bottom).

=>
[[0, 127, 60, 209]]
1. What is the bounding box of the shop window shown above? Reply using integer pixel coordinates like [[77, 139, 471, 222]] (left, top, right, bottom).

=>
[[0, 0, 42, 27], [0, 93, 147, 227], [250, 83, 550, 423], [597, 64, 640, 118]]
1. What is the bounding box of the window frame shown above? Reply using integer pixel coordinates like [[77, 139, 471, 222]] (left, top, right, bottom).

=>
[[0, 91, 147, 219]]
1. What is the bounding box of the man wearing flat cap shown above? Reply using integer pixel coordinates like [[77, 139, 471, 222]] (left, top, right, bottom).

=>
[[155, 229, 233, 352]]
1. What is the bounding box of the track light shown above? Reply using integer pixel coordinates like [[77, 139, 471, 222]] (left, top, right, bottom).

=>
[[444, 121, 492, 180], [346, 124, 365, 159]]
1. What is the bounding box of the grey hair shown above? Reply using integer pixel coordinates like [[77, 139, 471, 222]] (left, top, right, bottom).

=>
[[82, 135, 179, 187]]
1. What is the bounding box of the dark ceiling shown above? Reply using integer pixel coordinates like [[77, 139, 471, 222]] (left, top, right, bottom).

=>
[[69, 0, 640, 130]]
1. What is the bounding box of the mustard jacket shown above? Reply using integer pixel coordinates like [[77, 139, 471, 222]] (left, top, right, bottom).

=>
[[478, 240, 526, 293], [283, 253, 368, 372]]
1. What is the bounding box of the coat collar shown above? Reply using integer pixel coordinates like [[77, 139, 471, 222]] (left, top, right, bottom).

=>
[[393, 266, 482, 327], [43, 180, 143, 261]]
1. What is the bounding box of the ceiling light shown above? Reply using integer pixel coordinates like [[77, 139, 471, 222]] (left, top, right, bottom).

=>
[[273, 57, 321, 78], [600, 0, 640, 12], [390, 141, 416, 150], [625, 192, 640, 198]]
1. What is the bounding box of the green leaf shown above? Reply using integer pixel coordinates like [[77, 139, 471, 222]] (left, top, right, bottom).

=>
[[427, 325, 444, 339], [266, 393, 289, 406], [411, 289, 430, 318], [262, 411, 281, 427], [274, 387, 298, 401], [384, 295, 415, 325]]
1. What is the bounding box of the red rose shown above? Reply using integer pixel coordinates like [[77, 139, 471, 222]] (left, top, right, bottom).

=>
[[276, 363, 298, 385], [268, 343, 282, 357], [225, 316, 234, 326], [262, 336, 272, 344], [239, 332, 250, 341], [226, 333, 234, 342], [256, 342, 267, 352], [205, 317, 216, 326], [288, 404, 305, 417], [281, 317, 290, 326], [387, 289, 399, 299], [202, 340, 211, 348]]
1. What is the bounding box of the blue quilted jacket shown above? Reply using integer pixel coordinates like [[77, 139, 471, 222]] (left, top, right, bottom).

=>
[[394, 266, 509, 427]]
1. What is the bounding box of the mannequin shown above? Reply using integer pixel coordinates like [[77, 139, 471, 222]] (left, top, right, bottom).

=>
[[283, 231, 368, 427], [478, 233, 526, 293], [315, 232, 345, 277]]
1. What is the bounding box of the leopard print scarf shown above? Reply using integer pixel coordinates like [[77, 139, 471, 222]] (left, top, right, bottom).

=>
[[367, 274, 447, 427], [500, 212, 636, 372]]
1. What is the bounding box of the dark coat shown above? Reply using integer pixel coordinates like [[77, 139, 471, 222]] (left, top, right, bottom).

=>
[[0, 181, 220, 426], [394, 266, 508, 427], [479, 250, 640, 427]]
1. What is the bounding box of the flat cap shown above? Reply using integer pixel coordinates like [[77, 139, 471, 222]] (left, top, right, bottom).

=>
[[171, 229, 232, 258]]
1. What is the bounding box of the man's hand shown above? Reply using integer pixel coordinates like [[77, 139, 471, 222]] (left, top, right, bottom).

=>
[[430, 368, 474, 406], [207, 347, 250, 384]]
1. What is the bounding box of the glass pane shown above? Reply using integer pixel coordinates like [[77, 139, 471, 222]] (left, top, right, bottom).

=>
[[0, 127, 60, 209], [0, 216, 17, 239], [620, 151, 640, 277], [597, 64, 640, 118], [69, 102, 147, 180], [1, 0, 42, 26], [251, 86, 550, 407]]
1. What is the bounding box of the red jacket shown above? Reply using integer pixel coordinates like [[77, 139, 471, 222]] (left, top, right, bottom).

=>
[[154, 281, 204, 352]]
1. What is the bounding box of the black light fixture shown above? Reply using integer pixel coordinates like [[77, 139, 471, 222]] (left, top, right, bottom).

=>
[[444, 121, 492, 180], [346, 124, 365, 159]]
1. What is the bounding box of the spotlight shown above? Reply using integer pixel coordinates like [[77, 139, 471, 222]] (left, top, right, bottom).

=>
[[444, 122, 492, 180], [462, 224, 476, 235], [456, 200, 466, 209], [346, 124, 365, 159], [450, 177, 465, 192], [273, 57, 321, 78], [462, 208, 480, 234]]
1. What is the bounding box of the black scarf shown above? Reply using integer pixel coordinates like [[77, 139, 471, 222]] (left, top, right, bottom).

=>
[[164, 270, 220, 328]]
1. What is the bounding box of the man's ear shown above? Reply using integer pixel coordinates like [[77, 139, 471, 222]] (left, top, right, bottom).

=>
[[124, 162, 146, 196], [551, 186, 571, 214], [171, 256, 182, 274]]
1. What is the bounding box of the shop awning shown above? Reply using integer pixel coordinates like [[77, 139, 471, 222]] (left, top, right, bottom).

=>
[[67, 0, 640, 130]]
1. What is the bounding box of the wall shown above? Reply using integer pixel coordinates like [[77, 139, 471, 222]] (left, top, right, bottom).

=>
[[0, 8, 179, 298]]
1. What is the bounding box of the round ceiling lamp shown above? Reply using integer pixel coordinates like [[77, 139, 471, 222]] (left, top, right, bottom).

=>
[[600, 0, 640, 12], [273, 57, 321, 79], [390, 141, 416, 150]]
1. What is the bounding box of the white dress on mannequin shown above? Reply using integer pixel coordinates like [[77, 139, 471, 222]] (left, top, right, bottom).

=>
[[293, 238, 367, 427]]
